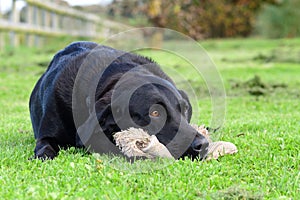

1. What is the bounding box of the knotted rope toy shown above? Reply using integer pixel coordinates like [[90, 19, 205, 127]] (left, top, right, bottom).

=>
[[114, 125, 237, 160]]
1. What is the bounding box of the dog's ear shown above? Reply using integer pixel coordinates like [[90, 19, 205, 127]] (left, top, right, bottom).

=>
[[95, 102, 120, 142], [178, 90, 192, 122], [93, 73, 129, 139]]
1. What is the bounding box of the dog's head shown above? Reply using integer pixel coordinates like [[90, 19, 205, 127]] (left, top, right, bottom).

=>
[[97, 70, 209, 160]]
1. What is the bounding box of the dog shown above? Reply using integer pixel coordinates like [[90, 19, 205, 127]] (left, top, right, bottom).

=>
[[29, 41, 209, 160]]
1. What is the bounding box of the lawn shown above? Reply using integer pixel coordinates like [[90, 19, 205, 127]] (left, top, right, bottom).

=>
[[0, 38, 299, 199]]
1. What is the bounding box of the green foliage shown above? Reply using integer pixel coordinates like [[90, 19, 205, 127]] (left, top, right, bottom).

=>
[[107, 0, 150, 27], [107, 0, 277, 39], [0, 38, 299, 199], [165, 0, 278, 39], [255, 0, 300, 38]]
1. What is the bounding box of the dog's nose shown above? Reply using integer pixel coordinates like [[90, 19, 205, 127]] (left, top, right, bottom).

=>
[[191, 135, 209, 152]]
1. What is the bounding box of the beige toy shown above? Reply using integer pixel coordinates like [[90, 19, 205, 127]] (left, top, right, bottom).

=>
[[114, 125, 237, 161], [191, 124, 238, 160]]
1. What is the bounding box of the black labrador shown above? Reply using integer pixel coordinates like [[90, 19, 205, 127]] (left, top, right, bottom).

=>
[[29, 42, 209, 160]]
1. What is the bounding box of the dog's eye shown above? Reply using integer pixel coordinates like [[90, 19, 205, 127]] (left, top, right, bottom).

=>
[[150, 110, 160, 117]]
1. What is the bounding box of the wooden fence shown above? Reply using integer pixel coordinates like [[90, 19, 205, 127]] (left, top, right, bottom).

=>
[[0, 0, 135, 48]]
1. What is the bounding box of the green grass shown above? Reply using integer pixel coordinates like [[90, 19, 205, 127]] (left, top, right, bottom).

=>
[[0, 38, 299, 199]]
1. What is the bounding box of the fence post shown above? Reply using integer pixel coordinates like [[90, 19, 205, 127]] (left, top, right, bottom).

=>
[[44, 9, 51, 45], [44, 10, 51, 27], [51, 12, 59, 31], [52, 11, 60, 45], [25, 5, 34, 46], [32, 6, 40, 47], [10, 0, 20, 46], [0, 0, 4, 49]]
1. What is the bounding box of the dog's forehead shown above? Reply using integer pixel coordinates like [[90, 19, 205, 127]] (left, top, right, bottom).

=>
[[132, 82, 182, 103], [142, 75, 182, 98], [113, 71, 185, 109]]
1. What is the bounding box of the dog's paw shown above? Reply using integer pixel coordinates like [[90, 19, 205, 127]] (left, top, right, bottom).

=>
[[206, 141, 238, 160], [34, 144, 57, 160]]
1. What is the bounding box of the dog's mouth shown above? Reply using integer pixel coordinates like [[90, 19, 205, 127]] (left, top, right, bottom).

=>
[[176, 130, 209, 160], [193, 142, 209, 160]]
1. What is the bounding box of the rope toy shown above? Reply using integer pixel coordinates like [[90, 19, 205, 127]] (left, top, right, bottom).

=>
[[114, 125, 238, 160]]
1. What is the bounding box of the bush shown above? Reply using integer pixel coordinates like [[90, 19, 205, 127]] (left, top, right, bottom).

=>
[[107, 0, 278, 39], [145, 0, 277, 39], [255, 0, 300, 38]]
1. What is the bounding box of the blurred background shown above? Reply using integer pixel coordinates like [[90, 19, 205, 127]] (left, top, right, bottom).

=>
[[0, 0, 300, 48]]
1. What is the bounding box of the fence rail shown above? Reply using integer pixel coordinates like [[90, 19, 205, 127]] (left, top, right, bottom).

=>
[[0, 0, 134, 48]]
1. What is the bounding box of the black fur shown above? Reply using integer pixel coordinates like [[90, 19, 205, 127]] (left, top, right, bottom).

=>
[[29, 42, 208, 160]]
